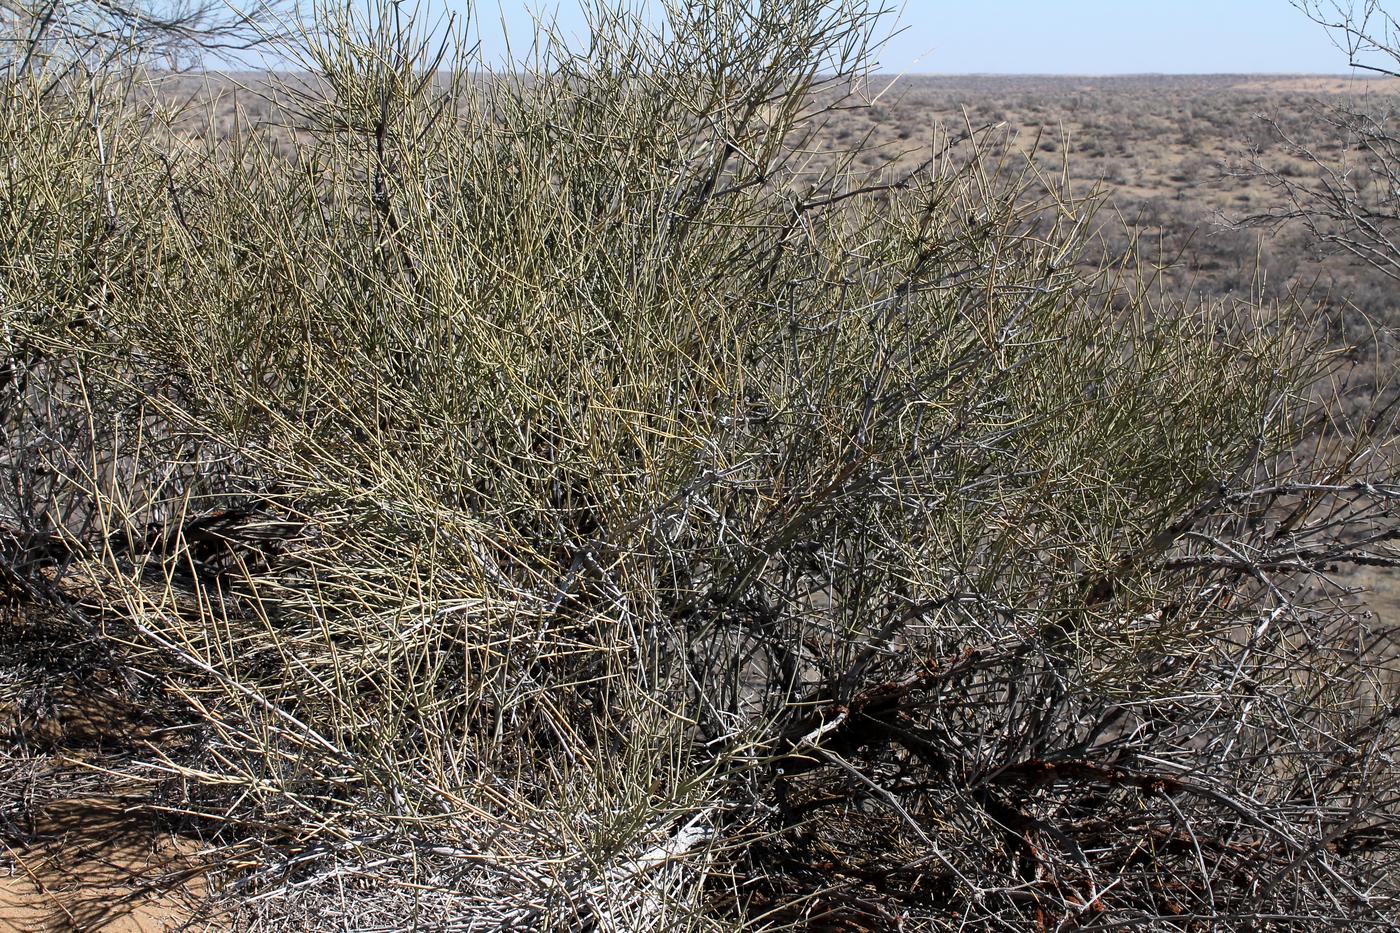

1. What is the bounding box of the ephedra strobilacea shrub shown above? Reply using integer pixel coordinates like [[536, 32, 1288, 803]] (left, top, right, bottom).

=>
[[2, 0, 1399, 928]]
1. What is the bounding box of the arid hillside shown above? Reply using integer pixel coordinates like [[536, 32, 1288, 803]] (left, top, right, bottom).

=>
[[846, 74, 1400, 308]]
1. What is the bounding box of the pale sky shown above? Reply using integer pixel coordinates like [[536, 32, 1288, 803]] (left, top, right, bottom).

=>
[[451, 0, 1366, 74], [882, 0, 1356, 74]]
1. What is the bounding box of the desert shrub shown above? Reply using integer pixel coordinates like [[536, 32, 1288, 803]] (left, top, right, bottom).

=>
[[3, 1, 1400, 930]]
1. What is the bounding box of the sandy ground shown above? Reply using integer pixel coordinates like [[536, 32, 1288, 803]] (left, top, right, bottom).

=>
[[0, 797, 217, 933], [1, 618, 222, 933]]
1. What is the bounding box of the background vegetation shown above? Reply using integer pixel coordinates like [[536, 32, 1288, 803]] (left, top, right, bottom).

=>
[[3, 0, 1400, 929]]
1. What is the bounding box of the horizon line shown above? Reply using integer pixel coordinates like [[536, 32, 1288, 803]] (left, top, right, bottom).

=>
[[193, 69, 1389, 78]]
